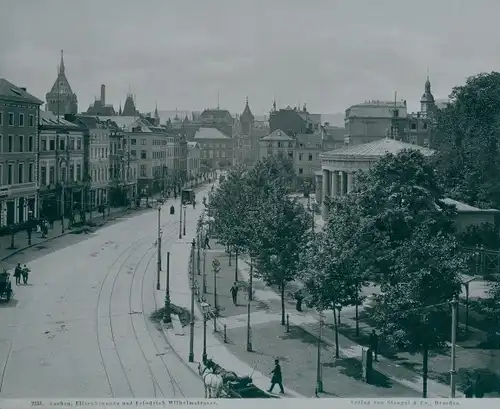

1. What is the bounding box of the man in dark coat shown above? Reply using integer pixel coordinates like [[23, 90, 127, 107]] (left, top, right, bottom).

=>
[[268, 359, 284, 394], [474, 374, 485, 398], [230, 282, 239, 305], [369, 329, 379, 362], [14, 263, 22, 285]]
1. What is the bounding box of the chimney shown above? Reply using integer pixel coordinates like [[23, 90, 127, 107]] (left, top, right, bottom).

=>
[[20, 87, 27, 91], [100, 84, 105, 105]]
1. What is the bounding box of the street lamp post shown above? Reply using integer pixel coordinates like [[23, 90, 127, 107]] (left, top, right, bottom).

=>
[[202, 247, 207, 294], [450, 296, 458, 398], [179, 200, 182, 239], [183, 204, 187, 236], [247, 256, 254, 352], [201, 301, 210, 364], [188, 238, 196, 363], [316, 311, 325, 394], [156, 206, 162, 290], [212, 258, 221, 332]]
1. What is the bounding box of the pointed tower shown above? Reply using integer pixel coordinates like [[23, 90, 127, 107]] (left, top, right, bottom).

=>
[[118, 103, 122, 116], [240, 97, 254, 135], [122, 92, 138, 116], [420, 73, 435, 115], [45, 49, 78, 116], [154, 103, 160, 125]]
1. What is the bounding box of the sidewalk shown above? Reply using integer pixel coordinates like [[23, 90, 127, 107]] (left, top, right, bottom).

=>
[[0, 205, 145, 263], [194, 247, 422, 398], [155, 210, 305, 398]]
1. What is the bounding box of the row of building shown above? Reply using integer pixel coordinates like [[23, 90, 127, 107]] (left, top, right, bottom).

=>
[[0, 48, 443, 227]]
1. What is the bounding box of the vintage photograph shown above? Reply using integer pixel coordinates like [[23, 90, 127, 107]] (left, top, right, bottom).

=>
[[0, 0, 499, 401]]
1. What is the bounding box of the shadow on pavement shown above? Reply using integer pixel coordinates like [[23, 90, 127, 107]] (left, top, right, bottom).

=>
[[329, 357, 392, 389]]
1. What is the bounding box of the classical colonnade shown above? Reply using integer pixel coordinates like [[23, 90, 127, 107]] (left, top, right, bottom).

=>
[[321, 169, 356, 200]]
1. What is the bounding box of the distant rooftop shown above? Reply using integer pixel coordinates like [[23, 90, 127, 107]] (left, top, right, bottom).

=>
[[194, 127, 231, 140]]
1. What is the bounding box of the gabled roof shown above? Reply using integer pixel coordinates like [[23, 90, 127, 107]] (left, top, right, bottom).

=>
[[187, 141, 200, 149], [240, 98, 254, 122], [90, 116, 151, 132], [122, 94, 139, 116], [194, 127, 231, 140], [261, 129, 294, 141], [0, 79, 43, 104], [200, 108, 233, 121], [321, 137, 435, 159], [40, 111, 80, 128]]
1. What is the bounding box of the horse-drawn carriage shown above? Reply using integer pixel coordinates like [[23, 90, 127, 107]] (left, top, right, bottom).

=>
[[198, 359, 278, 399], [0, 270, 13, 302]]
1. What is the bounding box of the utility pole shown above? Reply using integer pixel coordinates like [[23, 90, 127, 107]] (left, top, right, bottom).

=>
[[183, 204, 187, 236], [450, 295, 458, 398], [164, 251, 171, 323], [188, 238, 196, 363], [156, 206, 162, 290], [179, 200, 182, 239], [246, 257, 253, 352], [316, 312, 324, 394]]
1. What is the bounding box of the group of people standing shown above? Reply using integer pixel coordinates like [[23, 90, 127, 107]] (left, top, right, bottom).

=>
[[13, 263, 30, 285]]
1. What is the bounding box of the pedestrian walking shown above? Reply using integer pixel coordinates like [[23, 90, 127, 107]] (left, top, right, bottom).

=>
[[369, 329, 379, 362], [268, 359, 284, 394], [474, 374, 485, 398], [14, 263, 22, 285], [230, 282, 239, 305], [205, 236, 211, 249], [22, 264, 30, 285]]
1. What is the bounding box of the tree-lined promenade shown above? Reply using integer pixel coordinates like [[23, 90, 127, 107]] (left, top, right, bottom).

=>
[[207, 71, 500, 398]]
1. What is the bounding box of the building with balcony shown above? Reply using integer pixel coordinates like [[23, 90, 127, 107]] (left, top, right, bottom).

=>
[[194, 127, 233, 169], [38, 111, 85, 222], [0, 78, 43, 226]]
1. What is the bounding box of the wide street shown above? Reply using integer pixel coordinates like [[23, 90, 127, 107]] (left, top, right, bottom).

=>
[[0, 187, 210, 399]]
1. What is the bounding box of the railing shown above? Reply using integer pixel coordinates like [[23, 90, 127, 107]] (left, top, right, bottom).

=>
[[461, 245, 500, 278]]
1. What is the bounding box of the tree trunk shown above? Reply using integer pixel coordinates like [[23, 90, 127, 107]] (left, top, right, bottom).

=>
[[337, 308, 341, 325], [228, 250, 232, 266], [332, 305, 340, 358], [235, 248, 239, 282], [280, 280, 286, 326], [355, 303, 360, 337], [422, 342, 429, 398]]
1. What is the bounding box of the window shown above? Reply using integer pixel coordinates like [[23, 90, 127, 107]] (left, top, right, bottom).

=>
[[0, 135, 2, 152], [131, 139, 136, 145], [0, 112, 3, 125], [409, 135, 417, 144], [288, 152, 293, 160], [140, 150, 147, 159], [28, 135, 33, 152], [49, 166, 55, 184], [19, 113, 24, 127], [411, 122, 417, 130], [131, 150, 137, 157], [8, 135, 13, 152], [278, 142, 283, 148], [76, 164, 81, 181], [59, 139, 65, 151], [77, 138, 82, 150], [288, 142, 294, 148], [8, 113, 14, 126], [29, 114, 34, 127], [141, 139, 146, 145], [41, 166, 46, 185], [7, 164, 13, 184], [18, 163, 24, 184], [299, 153, 303, 161], [308, 154, 313, 161], [49, 139, 55, 150], [140, 165, 147, 177], [70, 165, 74, 181], [423, 123, 428, 130], [19, 135, 24, 152], [298, 168, 303, 175], [28, 163, 33, 182]]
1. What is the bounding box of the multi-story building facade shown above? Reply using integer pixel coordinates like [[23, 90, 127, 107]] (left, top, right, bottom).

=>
[[344, 78, 436, 148], [187, 141, 201, 180], [0, 79, 42, 225], [194, 127, 234, 169], [108, 128, 137, 206], [38, 111, 85, 222], [259, 129, 295, 162], [45, 50, 78, 116], [164, 133, 188, 191], [269, 102, 321, 136]]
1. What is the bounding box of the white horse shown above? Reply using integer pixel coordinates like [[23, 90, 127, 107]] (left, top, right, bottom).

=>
[[198, 362, 223, 398]]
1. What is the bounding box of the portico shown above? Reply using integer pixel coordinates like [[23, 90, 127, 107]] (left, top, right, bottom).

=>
[[319, 138, 435, 219]]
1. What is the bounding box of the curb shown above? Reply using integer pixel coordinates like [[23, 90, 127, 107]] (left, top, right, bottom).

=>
[[0, 207, 146, 263]]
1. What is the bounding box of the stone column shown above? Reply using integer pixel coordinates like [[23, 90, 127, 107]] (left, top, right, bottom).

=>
[[347, 172, 354, 193], [322, 169, 330, 220], [331, 170, 338, 197], [340, 172, 346, 196], [315, 173, 322, 204]]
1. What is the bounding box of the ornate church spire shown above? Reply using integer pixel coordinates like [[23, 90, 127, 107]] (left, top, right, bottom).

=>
[[59, 49, 65, 75]]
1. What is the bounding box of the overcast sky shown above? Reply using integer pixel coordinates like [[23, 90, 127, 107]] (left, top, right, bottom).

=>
[[0, 0, 498, 116]]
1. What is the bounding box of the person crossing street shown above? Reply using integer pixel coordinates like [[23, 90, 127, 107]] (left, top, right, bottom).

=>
[[268, 359, 285, 394]]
